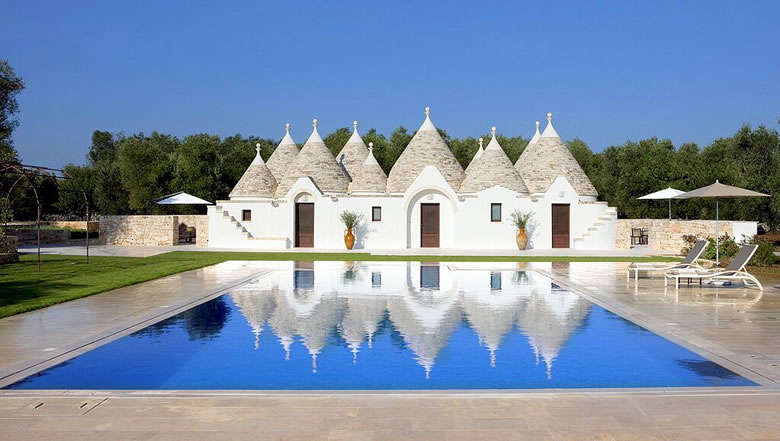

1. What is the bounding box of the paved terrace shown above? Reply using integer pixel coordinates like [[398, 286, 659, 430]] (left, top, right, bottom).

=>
[[1, 260, 779, 440]]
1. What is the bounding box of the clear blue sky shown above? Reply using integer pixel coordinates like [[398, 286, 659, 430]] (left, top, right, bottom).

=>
[[3, 0, 779, 168]]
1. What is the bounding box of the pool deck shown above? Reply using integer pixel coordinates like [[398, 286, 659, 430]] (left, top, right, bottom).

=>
[[1, 260, 780, 440]]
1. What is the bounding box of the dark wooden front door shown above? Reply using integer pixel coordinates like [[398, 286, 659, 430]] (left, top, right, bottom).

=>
[[295, 203, 314, 247], [551, 204, 570, 248], [420, 203, 440, 248]]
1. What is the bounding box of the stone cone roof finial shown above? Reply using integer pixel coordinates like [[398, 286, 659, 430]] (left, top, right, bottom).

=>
[[275, 117, 350, 196], [541, 112, 559, 138], [386, 105, 465, 192], [266, 122, 300, 181], [479, 138, 483, 149], [349, 141, 387, 193], [337, 119, 370, 178], [461, 125, 528, 193], [515, 113, 597, 196]]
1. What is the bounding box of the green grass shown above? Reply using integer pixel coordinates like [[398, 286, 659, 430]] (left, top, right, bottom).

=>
[[0, 251, 675, 319]]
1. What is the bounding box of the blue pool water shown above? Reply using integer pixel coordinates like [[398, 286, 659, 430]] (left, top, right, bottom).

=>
[[7, 264, 756, 389]]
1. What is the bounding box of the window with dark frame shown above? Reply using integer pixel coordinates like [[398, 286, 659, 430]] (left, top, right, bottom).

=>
[[372, 206, 382, 222], [490, 203, 501, 222], [242, 209, 251, 222]]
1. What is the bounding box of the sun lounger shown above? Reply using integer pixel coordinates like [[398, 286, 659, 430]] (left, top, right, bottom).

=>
[[627, 239, 708, 282], [665, 244, 763, 290]]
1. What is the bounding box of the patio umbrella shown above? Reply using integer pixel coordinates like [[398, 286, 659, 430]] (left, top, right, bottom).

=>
[[155, 191, 212, 205], [674, 180, 769, 264], [637, 187, 686, 220]]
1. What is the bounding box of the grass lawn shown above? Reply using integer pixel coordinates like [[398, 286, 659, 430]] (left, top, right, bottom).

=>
[[1, 251, 676, 319]]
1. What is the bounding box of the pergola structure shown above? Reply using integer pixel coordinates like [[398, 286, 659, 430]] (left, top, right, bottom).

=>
[[0, 161, 91, 268]]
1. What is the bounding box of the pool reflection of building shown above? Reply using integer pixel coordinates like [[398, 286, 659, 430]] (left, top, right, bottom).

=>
[[230, 262, 591, 379]]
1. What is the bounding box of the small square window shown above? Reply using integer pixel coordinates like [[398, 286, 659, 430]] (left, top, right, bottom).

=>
[[490, 203, 501, 222], [372, 206, 382, 222], [371, 272, 382, 288], [242, 209, 252, 222]]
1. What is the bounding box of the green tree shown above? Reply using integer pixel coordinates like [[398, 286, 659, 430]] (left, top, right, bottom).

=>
[[0, 59, 24, 163], [55, 164, 95, 218], [117, 132, 177, 213]]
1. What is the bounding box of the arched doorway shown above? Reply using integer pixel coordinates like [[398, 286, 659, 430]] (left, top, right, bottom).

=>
[[405, 188, 456, 249], [294, 193, 314, 247]]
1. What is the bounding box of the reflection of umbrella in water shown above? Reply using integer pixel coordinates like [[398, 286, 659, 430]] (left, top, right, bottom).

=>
[[230, 288, 277, 349], [339, 296, 388, 364], [675, 181, 769, 264]]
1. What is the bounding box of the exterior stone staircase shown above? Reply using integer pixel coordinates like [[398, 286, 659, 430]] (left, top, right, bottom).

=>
[[572, 205, 617, 249], [214, 205, 254, 239]]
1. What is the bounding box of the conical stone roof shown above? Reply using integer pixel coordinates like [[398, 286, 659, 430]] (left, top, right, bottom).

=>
[[275, 119, 350, 197], [386, 107, 465, 193], [266, 123, 300, 182], [336, 121, 369, 179], [464, 138, 484, 174], [229, 144, 278, 198], [460, 127, 529, 194], [349, 142, 387, 193], [515, 114, 597, 197]]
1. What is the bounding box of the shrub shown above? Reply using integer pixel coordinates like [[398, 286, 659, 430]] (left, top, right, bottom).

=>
[[510, 210, 534, 231], [680, 233, 738, 261], [745, 235, 777, 267], [339, 210, 363, 230]]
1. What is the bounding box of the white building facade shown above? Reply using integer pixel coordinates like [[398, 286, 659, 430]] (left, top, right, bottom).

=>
[[208, 108, 617, 250]]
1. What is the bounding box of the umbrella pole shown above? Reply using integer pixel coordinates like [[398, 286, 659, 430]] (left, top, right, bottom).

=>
[[668, 199, 671, 221], [715, 198, 719, 265]]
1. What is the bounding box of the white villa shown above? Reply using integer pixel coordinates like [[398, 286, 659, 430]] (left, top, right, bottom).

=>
[[207, 107, 617, 250]]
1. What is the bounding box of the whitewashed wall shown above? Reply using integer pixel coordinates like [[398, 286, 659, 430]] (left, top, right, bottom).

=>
[[208, 172, 617, 251]]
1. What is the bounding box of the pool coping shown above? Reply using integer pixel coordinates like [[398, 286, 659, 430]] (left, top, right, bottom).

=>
[[0, 260, 774, 393]]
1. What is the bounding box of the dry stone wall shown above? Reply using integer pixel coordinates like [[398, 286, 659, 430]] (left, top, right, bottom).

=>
[[616, 219, 735, 251], [100, 215, 208, 247]]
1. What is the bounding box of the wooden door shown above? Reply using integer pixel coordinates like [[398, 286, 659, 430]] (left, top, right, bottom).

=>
[[420, 203, 440, 248], [551, 204, 570, 248], [295, 203, 314, 247]]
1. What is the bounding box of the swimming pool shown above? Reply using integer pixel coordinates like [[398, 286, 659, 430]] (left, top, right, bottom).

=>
[[7, 262, 756, 390]]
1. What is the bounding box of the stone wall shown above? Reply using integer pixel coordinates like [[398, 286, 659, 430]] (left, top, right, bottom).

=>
[[0, 236, 19, 264], [48, 221, 99, 233], [100, 216, 177, 246], [177, 215, 209, 247], [100, 215, 208, 247], [15, 229, 71, 245], [616, 219, 742, 251]]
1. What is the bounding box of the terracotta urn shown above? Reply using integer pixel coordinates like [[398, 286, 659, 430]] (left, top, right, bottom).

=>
[[344, 228, 355, 250], [516, 228, 528, 250]]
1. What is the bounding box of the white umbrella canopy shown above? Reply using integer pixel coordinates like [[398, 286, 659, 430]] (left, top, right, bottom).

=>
[[155, 191, 212, 205], [674, 180, 769, 264], [637, 187, 686, 220]]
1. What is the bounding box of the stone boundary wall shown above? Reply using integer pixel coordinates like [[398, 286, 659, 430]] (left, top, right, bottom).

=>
[[15, 229, 71, 245], [616, 219, 742, 251], [177, 215, 209, 247], [47, 221, 99, 233], [0, 236, 19, 264], [100, 215, 208, 247]]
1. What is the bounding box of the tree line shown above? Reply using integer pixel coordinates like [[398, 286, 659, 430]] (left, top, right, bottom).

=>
[[2, 59, 778, 229]]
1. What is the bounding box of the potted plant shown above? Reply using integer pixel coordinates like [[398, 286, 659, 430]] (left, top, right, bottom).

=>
[[339, 210, 363, 250], [510, 210, 533, 250]]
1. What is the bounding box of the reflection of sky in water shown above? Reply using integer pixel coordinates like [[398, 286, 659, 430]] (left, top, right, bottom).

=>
[[7, 264, 757, 390]]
